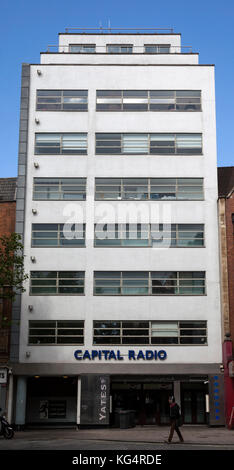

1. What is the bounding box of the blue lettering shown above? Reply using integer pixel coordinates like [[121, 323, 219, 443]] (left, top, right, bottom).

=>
[[109, 350, 117, 360], [137, 350, 145, 360], [146, 350, 154, 360], [158, 350, 167, 360], [117, 350, 124, 361], [83, 350, 91, 360], [91, 350, 99, 360], [128, 350, 136, 360], [74, 350, 82, 360], [102, 350, 109, 360]]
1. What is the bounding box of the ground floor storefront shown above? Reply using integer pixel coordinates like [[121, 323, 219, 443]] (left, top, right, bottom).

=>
[[9, 363, 226, 428], [111, 379, 208, 426]]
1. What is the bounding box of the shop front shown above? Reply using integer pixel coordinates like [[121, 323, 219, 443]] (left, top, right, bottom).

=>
[[26, 377, 77, 427], [12, 356, 225, 428], [110, 377, 208, 426]]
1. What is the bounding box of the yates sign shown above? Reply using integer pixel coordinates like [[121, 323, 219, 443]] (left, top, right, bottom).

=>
[[74, 349, 167, 361]]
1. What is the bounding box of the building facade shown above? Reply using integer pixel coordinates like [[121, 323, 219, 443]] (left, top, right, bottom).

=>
[[11, 28, 224, 428], [0, 178, 16, 413], [218, 166, 234, 427]]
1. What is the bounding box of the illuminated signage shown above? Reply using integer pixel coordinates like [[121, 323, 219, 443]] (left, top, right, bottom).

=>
[[74, 349, 167, 361], [0, 369, 7, 384]]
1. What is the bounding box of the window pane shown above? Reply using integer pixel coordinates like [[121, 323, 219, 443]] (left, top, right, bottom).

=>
[[69, 45, 96, 53], [35, 134, 60, 154], [107, 45, 132, 53], [62, 134, 87, 154], [176, 134, 202, 154], [150, 134, 175, 154], [94, 321, 121, 328], [122, 134, 148, 154], [96, 133, 121, 154]]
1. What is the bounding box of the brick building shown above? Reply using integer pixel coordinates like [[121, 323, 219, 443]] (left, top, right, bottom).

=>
[[218, 166, 234, 427], [0, 178, 17, 412]]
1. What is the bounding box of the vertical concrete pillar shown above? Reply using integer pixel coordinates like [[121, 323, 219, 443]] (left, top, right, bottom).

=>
[[15, 376, 27, 429], [77, 377, 81, 426], [174, 381, 181, 407], [7, 374, 14, 424]]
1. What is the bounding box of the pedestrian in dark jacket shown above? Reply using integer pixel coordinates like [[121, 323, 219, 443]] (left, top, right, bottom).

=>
[[165, 396, 184, 443]]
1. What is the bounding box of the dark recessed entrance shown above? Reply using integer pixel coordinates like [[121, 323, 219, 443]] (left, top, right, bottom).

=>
[[26, 377, 77, 426], [111, 381, 173, 426]]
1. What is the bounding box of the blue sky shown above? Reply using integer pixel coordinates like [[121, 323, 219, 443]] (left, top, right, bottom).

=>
[[1, 0, 234, 177]]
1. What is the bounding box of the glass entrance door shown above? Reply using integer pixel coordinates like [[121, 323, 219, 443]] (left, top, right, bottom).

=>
[[181, 383, 207, 424], [111, 381, 172, 425]]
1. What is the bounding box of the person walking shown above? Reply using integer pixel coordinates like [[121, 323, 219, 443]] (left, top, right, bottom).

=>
[[165, 396, 184, 444]]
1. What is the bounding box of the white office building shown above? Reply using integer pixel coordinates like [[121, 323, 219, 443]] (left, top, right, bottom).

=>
[[11, 27, 224, 428]]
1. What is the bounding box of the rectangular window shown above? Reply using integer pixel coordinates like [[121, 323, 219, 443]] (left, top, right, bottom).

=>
[[29, 320, 84, 345], [93, 320, 207, 345], [96, 90, 201, 112], [36, 90, 88, 111], [94, 272, 205, 295], [94, 224, 204, 247], [151, 178, 204, 201], [107, 44, 133, 53], [32, 224, 85, 247], [35, 133, 87, 155], [33, 178, 86, 200], [69, 44, 96, 53], [150, 134, 202, 155], [95, 133, 202, 155], [95, 178, 204, 201], [144, 45, 170, 53], [95, 178, 122, 200], [30, 271, 85, 295], [151, 271, 206, 295]]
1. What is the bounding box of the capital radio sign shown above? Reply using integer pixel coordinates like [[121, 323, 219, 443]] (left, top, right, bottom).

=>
[[74, 349, 167, 361]]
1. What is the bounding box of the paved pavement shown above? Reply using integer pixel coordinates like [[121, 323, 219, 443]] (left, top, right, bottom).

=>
[[0, 425, 234, 450]]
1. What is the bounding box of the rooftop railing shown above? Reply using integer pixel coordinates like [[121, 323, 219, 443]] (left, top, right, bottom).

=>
[[64, 27, 175, 34]]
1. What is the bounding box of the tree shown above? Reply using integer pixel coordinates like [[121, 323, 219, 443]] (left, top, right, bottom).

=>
[[0, 233, 28, 327]]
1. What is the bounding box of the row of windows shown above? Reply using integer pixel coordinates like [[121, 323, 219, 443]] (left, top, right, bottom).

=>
[[33, 178, 204, 201], [32, 224, 205, 248], [28, 320, 208, 346], [69, 44, 171, 54], [36, 89, 201, 112], [30, 271, 206, 296], [35, 133, 203, 155]]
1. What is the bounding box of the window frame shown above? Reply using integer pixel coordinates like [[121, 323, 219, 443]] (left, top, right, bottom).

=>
[[93, 320, 208, 346], [30, 271, 85, 296], [69, 44, 96, 53], [95, 177, 204, 201], [106, 44, 133, 54], [96, 90, 202, 113], [144, 44, 171, 54], [28, 320, 85, 345], [31, 223, 86, 248], [35, 133, 88, 155], [33, 178, 86, 201], [95, 133, 203, 155], [36, 90, 88, 112], [93, 271, 206, 296], [94, 223, 205, 248]]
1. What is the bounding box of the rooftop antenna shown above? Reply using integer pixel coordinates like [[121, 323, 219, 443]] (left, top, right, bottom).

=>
[[99, 21, 103, 33], [108, 19, 111, 32]]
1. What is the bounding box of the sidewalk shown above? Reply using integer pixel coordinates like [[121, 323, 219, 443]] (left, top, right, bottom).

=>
[[77, 425, 234, 446], [9, 425, 234, 446]]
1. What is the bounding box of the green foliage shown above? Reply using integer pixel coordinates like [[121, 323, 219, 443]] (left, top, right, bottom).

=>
[[0, 233, 28, 300]]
